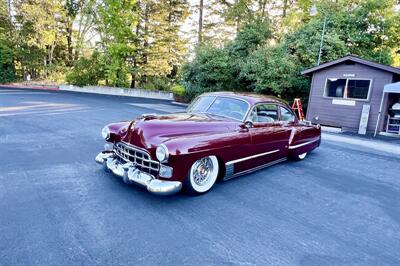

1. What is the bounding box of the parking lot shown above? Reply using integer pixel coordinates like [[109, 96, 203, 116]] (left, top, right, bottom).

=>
[[1, 88, 400, 265]]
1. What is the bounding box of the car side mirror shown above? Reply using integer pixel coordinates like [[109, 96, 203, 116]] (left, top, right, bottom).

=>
[[240, 120, 254, 130]]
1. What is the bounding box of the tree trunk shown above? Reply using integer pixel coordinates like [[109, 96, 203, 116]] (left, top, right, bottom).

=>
[[131, 73, 136, 88], [43, 56, 47, 78], [131, 4, 141, 89], [198, 0, 203, 43], [282, 0, 288, 18], [260, 0, 267, 19], [142, 5, 149, 84], [66, 20, 74, 65]]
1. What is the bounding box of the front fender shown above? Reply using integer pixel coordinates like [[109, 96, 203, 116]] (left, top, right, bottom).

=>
[[160, 131, 251, 182], [106, 121, 130, 143]]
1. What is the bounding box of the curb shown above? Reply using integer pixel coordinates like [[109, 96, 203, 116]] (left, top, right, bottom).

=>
[[0, 84, 59, 91], [0, 84, 174, 101], [59, 85, 173, 101]]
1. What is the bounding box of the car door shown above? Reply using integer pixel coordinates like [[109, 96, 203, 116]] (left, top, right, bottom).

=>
[[234, 103, 289, 173]]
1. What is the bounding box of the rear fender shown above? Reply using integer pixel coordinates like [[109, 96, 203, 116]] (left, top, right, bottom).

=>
[[288, 125, 321, 157]]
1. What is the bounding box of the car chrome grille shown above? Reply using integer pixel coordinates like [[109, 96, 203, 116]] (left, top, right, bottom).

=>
[[114, 142, 159, 175]]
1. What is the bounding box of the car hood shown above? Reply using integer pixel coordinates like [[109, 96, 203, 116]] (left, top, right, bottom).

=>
[[123, 112, 239, 148]]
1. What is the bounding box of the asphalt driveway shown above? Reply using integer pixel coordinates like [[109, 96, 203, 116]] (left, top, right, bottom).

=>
[[1, 88, 399, 265]]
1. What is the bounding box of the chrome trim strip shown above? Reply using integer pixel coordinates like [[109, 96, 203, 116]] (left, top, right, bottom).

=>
[[288, 138, 320, 150], [226, 149, 280, 166], [224, 157, 287, 181]]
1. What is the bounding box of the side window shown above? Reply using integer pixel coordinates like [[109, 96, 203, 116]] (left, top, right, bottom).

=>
[[250, 104, 278, 123], [279, 106, 295, 122]]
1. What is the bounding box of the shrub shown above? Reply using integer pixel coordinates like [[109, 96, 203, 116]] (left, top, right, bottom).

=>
[[171, 84, 185, 96], [66, 52, 106, 86], [181, 45, 237, 101], [141, 76, 172, 91], [0, 40, 16, 83]]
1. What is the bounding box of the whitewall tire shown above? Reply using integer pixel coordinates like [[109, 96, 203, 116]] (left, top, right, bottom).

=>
[[298, 152, 307, 160], [183, 156, 219, 195], [294, 152, 307, 160]]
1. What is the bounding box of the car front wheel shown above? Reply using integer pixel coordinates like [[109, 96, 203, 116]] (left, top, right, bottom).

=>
[[183, 156, 219, 195]]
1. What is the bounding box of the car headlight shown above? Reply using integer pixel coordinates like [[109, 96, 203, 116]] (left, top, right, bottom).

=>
[[101, 126, 110, 140], [156, 144, 169, 163]]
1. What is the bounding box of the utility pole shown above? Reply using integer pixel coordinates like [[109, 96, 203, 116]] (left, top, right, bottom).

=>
[[317, 16, 327, 66]]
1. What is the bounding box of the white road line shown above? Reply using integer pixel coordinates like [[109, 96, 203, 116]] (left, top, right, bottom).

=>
[[0, 107, 88, 117], [0, 90, 24, 93], [0, 103, 75, 112], [38, 109, 93, 116]]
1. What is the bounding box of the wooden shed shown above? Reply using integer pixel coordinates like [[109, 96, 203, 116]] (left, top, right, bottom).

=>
[[302, 55, 400, 134]]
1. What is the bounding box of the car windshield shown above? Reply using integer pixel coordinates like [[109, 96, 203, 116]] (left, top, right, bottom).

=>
[[187, 96, 249, 121]]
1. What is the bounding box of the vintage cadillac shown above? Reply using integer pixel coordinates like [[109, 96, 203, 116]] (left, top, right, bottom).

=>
[[95, 92, 321, 195]]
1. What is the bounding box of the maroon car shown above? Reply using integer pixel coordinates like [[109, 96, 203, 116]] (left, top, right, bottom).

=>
[[95, 92, 321, 195]]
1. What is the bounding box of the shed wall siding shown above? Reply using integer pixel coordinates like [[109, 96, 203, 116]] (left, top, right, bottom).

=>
[[306, 62, 393, 133]]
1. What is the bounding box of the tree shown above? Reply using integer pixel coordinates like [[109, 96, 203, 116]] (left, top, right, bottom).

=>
[[97, 0, 138, 87], [0, 0, 15, 83], [15, 0, 67, 77], [285, 19, 349, 67], [132, 0, 189, 87], [240, 44, 309, 101], [182, 20, 272, 100], [182, 45, 237, 99], [66, 51, 106, 86], [284, 0, 400, 66], [198, 0, 203, 43]]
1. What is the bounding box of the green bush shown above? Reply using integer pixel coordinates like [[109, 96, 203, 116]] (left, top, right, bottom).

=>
[[240, 44, 309, 100], [141, 76, 172, 91], [46, 64, 67, 84], [171, 84, 185, 96], [0, 40, 16, 83], [181, 45, 237, 101], [181, 20, 273, 101], [66, 52, 106, 86]]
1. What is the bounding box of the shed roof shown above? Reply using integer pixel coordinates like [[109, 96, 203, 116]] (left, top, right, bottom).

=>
[[301, 55, 400, 76]]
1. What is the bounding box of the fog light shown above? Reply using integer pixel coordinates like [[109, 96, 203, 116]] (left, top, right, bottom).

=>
[[159, 164, 173, 178]]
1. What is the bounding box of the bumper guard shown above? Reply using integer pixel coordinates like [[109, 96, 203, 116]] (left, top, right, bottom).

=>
[[95, 151, 182, 196]]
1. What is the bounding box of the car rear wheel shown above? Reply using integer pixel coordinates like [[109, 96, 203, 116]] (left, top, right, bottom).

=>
[[292, 152, 307, 161], [183, 156, 219, 195]]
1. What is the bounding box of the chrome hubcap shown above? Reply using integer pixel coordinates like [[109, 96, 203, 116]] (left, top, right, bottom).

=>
[[192, 157, 213, 186]]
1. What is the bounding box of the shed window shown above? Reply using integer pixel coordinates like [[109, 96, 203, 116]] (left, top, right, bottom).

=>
[[347, 80, 370, 99], [325, 78, 371, 100], [326, 78, 346, 98]]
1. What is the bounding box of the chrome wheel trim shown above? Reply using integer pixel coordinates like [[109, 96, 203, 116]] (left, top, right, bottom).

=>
[[189, 156, 219, 193], [298, 152, 307, 160]]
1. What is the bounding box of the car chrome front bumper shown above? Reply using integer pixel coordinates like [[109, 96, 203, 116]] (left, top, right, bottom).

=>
[[95, 151, 182, 196]]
